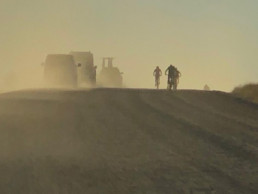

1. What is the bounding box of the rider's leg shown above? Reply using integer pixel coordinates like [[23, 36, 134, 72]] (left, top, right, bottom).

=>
[[175, 78, 179, 90], [168, 76, 172, 90], [156, 76, 160, 88], [172, 80, 175, 90], [155, 76, 158, 87]]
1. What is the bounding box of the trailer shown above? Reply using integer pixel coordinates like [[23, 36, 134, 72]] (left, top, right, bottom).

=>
[[70, 51, 96, 86]]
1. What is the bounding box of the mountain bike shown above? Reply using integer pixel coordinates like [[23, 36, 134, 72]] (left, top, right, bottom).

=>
[[155, 76, 160, 89], [167, 76, 177, 91]]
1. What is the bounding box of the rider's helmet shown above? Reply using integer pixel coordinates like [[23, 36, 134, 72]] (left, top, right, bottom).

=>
[[156, 66, 160, 69]]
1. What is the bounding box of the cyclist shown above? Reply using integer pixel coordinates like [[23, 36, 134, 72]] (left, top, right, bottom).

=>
[[153, 66, 162, 89], [165, 65, 181, 90]]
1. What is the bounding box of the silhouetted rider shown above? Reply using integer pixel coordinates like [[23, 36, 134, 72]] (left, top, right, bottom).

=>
[[153, 66, 162, 88], [165, 64, 181, 90]]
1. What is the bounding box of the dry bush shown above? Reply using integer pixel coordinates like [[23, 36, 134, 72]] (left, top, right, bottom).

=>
[[232, 83, 258, 103]]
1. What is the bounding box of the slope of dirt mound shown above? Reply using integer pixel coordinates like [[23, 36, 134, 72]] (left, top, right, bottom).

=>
[[0, 89, 257, 194]]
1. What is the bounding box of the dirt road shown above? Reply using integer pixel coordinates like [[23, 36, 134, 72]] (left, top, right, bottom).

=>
[[0, 89, 257, 193]]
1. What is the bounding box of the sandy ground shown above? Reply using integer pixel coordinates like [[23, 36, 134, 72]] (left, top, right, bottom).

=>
[[0, 88, 257, 194]]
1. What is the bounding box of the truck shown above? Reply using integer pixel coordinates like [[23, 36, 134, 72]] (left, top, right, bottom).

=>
[[43, 54, 78, 87], [42, 53, 123, 88]]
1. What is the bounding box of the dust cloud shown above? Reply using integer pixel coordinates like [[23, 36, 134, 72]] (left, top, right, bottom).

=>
[[0, 64, 43, 92], [0, 1, 257, 193], [1, 0, 258, 91]]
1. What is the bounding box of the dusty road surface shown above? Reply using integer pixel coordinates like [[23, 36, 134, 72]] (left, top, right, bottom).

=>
[[0, 88, 257, 194]]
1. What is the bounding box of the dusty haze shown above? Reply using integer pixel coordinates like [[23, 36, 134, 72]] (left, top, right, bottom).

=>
[[0, 1, 258, 193], [0, 0, 257, 91]]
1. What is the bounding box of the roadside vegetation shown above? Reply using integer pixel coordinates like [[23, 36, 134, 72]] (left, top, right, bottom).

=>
[[232, 84, 258, 103]]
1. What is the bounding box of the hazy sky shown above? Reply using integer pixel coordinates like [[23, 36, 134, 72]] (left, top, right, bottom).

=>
[[0, 0, 257, 91]]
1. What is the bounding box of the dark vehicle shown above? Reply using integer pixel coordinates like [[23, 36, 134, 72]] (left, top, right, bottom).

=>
[[70, 51, 96, 86], [43, 54, 78, 87], [99, 58, 123, 87]]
